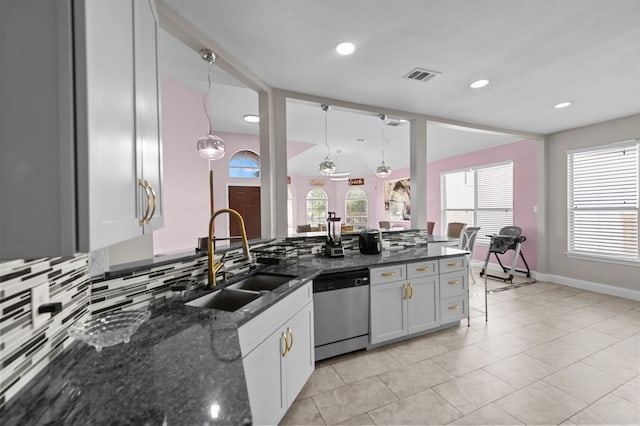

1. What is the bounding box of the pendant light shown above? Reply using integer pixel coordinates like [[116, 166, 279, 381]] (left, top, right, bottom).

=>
[[318, 104, 336, 176], [375, 113, 392, 178], [196, 49, 225, 161]]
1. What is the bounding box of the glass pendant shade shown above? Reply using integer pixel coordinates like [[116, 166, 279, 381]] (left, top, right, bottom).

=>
[[197, 133, 225, 160], [319, 157, 336, 176], [375, 161, 392, 178]]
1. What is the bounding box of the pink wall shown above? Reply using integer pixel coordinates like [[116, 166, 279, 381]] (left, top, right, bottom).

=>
[[425, 140, 539, 269], [153, 77, 260, 254], [290, 175, 383, 229]]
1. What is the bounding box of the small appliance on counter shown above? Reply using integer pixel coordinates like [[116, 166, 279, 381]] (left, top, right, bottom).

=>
[[359, 229, 382, 254], [324, 212, 345, 257]]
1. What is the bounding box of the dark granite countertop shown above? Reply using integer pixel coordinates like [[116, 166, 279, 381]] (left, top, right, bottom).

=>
[[0, 246, 467, 425]]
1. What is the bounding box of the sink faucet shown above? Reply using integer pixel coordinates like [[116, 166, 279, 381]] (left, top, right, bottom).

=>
[[208, 208, 252, 287]]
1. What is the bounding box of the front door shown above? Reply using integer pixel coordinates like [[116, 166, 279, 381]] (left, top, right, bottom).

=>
[[229, 186, 261, 240]]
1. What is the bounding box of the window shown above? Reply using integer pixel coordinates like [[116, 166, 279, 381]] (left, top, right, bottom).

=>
[[306, 188, 328, 227], [229, 150, 260, 178], [568, 141, 639, 260], [345, 189, 368, 229], [442, 162, 513, 244]]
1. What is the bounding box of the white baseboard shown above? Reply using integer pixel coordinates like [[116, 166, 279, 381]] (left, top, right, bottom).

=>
[[540, 273, 640, 301], [472, 262, 640, 301]]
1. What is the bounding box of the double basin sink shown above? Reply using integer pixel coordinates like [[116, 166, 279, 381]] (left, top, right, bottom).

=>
[[186, 272, 297, 312]]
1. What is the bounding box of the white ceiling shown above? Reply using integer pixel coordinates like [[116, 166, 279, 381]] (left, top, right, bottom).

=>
[[158, 0, 640, 176]]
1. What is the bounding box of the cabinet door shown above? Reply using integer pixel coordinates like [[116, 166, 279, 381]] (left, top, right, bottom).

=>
[[76, 0, 141, 251], [370, 281, 408, 344], [134, 0, 163, 231], [284, 302, 314, 406], [407, 277, 439, 334], [243, 327, 287, 425]]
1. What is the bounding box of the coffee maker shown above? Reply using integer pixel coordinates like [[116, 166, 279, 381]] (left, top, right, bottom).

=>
[[325, 212, 345, 257]]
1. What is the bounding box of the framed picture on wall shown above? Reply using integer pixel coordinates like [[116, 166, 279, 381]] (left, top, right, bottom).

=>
[[384, 178, 411, 220]]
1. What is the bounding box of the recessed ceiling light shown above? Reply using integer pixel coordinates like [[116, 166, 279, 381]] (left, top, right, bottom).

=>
[[398, 119, 409, 123], [336, 42, 355, 56], [554, 102, 571, 109], [330, 172, 351, 177], [243, 114, 260, 123], [469, 79, 490, 89]]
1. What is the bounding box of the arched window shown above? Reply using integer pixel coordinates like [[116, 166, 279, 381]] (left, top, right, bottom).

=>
[[306, 188, 328, 227], [229, 150, 260, 178], [345, 188, 368, 229]]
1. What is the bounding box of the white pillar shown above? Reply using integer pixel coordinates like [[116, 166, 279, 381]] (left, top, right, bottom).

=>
[[410, 117, 428, 229]]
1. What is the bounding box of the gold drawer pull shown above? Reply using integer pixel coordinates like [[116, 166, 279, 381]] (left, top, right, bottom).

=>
[[287, 327, 294, 352], [447, 305, 460, 310], [381, 272, 396, 277], [281, 332, 289, 357], [416, 267, 430, 271], [447, 262, 459, 267], [402, 283, 408, 300], [447, 280, 459, 285]]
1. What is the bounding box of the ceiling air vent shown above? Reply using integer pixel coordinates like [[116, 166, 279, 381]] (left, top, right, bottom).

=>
[[403, 68, 441, 83]]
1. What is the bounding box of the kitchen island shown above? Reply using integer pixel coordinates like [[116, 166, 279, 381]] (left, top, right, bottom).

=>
[[0, 246, 467, 425]]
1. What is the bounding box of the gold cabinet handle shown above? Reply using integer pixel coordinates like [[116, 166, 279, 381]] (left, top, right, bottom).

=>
[[447, 262, 459, 267], [281, 331, 289, 357], [381, 271, 396, 277], [287, 327, 294, 352], [138, 179, 152, 225], [447, 280, 459, 285], [402, 283, 408, 300], [448, 305, 460, 310], [416, 267, 430, 271], [409, 283, 414, 299], [146, 180, 157, 223]]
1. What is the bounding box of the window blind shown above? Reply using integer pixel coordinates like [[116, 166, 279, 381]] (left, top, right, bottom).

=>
[[442, 162, 513, 244], [568, 142, 639, 259]]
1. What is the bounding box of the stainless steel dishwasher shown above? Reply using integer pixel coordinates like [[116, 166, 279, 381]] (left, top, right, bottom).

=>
[[313, 268, 370, 361]]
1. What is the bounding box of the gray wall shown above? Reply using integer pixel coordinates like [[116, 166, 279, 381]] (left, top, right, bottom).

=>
[[545, 113, 640, 291]]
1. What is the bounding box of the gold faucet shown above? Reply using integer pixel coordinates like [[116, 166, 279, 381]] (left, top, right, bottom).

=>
[[208, 208, 252, 287]]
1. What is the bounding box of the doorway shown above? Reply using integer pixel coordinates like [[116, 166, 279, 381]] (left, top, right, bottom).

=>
[[229, 186, 261, 240]]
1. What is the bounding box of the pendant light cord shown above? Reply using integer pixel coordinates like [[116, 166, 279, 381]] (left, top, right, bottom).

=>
[[203, 60, 214, 134], [324, 108, 331, 158], [380, 114, 387, 162]]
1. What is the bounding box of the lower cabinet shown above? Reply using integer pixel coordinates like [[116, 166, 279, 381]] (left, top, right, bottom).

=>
[[240, 285, 314, 425], [370, 261, 439, 345], [370, 256, 467, 345]]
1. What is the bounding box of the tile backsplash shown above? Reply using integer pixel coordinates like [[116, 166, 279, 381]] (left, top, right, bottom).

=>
[[0, 256, 90, 408]]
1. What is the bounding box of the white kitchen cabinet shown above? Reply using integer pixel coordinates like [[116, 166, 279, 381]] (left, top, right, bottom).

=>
[[0, 0, 162, 259], [370, 280, 408, 344], [240, 283, 314, 425], [370, 261, 440, 345], [406, 277, 439, 334], [133, 0, 163, 233]]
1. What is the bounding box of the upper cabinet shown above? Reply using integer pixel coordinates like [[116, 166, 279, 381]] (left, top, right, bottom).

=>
[[0, 0, 163, 259]]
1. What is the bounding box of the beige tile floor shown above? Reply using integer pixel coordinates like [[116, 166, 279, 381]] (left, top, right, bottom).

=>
[[280, 271, 640, 425]]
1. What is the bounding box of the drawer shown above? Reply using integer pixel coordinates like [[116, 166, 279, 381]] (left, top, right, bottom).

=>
[[439, 257, 466, 274], [370, 264, 406, 285], [406, 260, 438, 279], [440, 296, 467, 324], [439, 271, 467, 299]]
